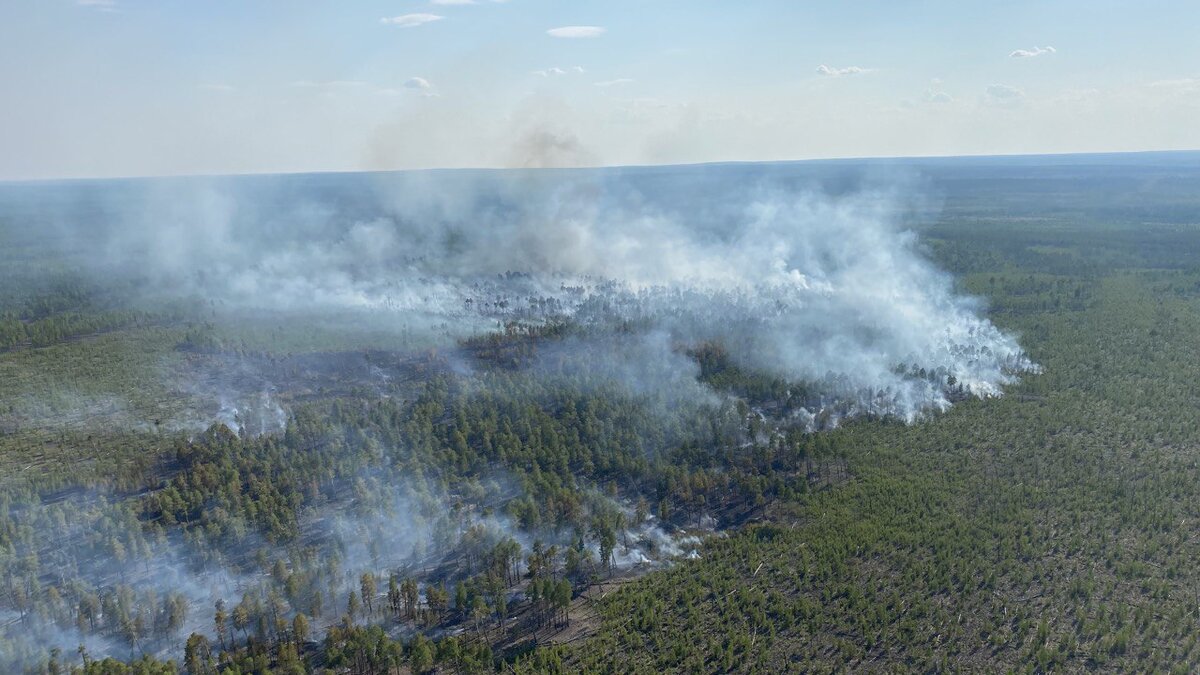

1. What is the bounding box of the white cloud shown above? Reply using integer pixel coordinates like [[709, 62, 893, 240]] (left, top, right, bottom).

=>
[[381, 13, 444, 27], [533, 66, 586, 77], [984, 83, 1025, 107], [923, 89, 952, 104], [1145, 78, 1200, 99], [987, 83, 1023, 98], [431, 0, 476, 4], [290, 80, 367, 88], [1148, 78, 1199, 89], [1055, 87, 1102, 103], [595, 78, 634, 87], [401, 77, 439, 97], [1009, 45, 1056, 58], [816, 64, 870, 77], [547, 26, 606, 38]]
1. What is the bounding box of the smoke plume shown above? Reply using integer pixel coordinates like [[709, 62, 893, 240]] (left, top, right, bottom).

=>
[[45, 165, 1034, 422]]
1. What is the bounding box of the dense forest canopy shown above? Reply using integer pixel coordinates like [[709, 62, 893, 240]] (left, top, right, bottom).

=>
[[2, 153, 1200, 673]]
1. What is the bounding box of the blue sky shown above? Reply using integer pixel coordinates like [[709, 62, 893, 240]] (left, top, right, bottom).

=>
[[2, 0, 1198, 179]]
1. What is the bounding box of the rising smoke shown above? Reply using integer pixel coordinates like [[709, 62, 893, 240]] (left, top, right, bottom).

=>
[[60, 164, 1035, 422], [0, 163, 1039, 668]]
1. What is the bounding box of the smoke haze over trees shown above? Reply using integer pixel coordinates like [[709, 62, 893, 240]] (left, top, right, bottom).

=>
[[17, 164, 1034, 423], [15, 156, 1170, 671]]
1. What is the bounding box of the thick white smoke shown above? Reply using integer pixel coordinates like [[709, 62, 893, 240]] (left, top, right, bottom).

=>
[[69, 166, 1035, 422]]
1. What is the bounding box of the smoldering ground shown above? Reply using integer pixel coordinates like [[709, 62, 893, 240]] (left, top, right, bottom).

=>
[[0, 460, 706, 669]]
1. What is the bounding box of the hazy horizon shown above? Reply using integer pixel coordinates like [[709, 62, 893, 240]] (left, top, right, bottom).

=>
[[4, 1, 1200, 181], [3, 147, 1199, 185]]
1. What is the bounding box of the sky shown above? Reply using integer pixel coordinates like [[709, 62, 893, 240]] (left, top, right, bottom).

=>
[[1, 0, 1198, 180]]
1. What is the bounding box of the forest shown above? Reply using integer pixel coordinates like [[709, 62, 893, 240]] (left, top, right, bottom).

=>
[[2, 154, 1200, 673]]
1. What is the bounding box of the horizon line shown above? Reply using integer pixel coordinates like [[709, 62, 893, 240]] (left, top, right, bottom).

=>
[[4, 147, 1199, 186]]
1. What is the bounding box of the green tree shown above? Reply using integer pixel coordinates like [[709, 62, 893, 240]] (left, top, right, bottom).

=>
[[409, 634, 435, 674], [360, 572, 377, 615], [184, 632, 212, 675], [292, 613, 309, 644]]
